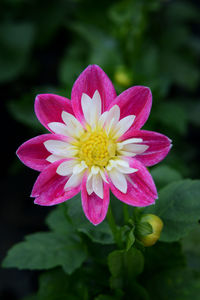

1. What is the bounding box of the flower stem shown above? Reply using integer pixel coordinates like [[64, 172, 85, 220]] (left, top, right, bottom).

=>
[[123, 204, 129, 223], [107, 205, 122, 248]]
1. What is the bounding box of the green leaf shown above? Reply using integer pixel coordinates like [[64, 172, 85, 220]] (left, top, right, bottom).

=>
[[182, 226, 200, 271], [166, 1, 200, 22], [37, 268, 89, 300], [94, 295, 115, 300], [7, 86, 60, 130], [126, 228, 135, 251], [108, 250, 124, 279], [108, 248, 144, 279], [144, 242, 186, 274], [0, 22, 35, 82], [70, 23, 122, 71], [66, 195, 114, 245], [38, 269, 69, 300], [154, 102, 188, 135], [2, 232, 87, 274], [151, 165, 183, 190], [7, 94, 43, 131], [35, 1, 72, 46], [183, 99, 200, 127], [59, 43, 87, 88], [146, 268, 200, 300], [145, 180, 200, 242], [129, 282, 150, 300], [46, 206, 74, 235], [108, 248, 147, 298]]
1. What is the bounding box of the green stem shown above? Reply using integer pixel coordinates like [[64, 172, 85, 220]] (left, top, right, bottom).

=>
[[107, 205, 122, 248], [123, 204, 129, 223]]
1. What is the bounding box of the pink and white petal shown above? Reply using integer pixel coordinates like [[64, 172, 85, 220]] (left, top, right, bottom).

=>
[[81, 174, 110, 225], [32, 160, 80, 206], [108, 86, 152, 129], [35, 94, 73, 132], [109, 158, 157, 207], [120, 129, 172, 166], [16, 134, 68, 171], [71, 65, 116, 124], [108, 169, 127, 193]]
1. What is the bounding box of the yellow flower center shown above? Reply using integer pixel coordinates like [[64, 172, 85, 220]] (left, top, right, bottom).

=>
[[78, 128, 116, 167]]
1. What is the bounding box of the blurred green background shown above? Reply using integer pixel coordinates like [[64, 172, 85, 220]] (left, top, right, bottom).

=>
[[0, 0, 200, 299]]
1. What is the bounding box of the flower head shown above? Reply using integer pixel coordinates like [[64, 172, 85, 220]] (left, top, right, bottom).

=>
[[17, 65, 171, 225]]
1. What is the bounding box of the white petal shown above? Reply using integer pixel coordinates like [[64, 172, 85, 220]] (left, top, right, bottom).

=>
[[98, 111, 108, 127], [100, 169, 108, 183], [106, 159, 116, 171], [115, 159, 129, 167], [120, 138, 143, 145], [104, 105, 120, 133], [92, 90, 102, 118], [44, 140, 72, 156], [106, 105, 120, 125], [115, 165, 138, 174], [106, 118, 115, 134], [48, 122, 70, 137], [64, 172, 83, 190], [108, 169, 127, 193], [123, 144, 149, 154], [81, 93, 92, 125], [86, 174, 93, 195], [56, 160, 76, 176], [73, 161, 87, 174], [117, 138, 143, 151], [46, 154, 66, 163], [92, 173, 104, 199], [81, 91, 102, 127], [62, 111, 84, 138], [91, 166, 100, 175], [118, 150, 137, 157], [113, 115, 135, 138]]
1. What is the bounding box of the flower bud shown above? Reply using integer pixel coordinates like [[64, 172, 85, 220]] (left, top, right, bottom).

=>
[[114, 66, 132, 87], [138, 214, 163, 247]]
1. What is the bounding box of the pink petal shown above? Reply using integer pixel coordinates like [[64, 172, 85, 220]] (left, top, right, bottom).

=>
[[109, 158, 157, 207], [16, 134, 69, 171], [120, 129, 172, 166], [71, 65, 116, 124], [32, 160, 80, 206], [81, 174, 110, 225], [35, 94, 73, 132], [108, 86, 152, 129]]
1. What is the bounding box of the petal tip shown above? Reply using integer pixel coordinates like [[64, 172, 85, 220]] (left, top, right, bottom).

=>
[[90, 218, 103, 226]]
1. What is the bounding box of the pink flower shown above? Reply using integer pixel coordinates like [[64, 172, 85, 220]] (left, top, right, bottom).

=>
[[17, 65, 171, 225]]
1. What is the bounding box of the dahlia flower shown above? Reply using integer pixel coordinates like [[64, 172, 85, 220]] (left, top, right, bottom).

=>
[[17, 65, 171, 225]]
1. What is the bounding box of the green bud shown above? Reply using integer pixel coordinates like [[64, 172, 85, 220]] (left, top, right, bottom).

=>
[[138, 214, 163, 247]]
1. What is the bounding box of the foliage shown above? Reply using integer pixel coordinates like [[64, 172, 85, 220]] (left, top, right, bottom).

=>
[[1, 0, 200, 299]]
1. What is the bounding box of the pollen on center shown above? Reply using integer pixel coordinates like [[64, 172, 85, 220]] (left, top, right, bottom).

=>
[[78, 128, 116, 167]]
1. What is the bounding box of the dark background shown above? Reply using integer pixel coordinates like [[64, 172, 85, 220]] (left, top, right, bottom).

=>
[[0, 0, 200, 299]]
